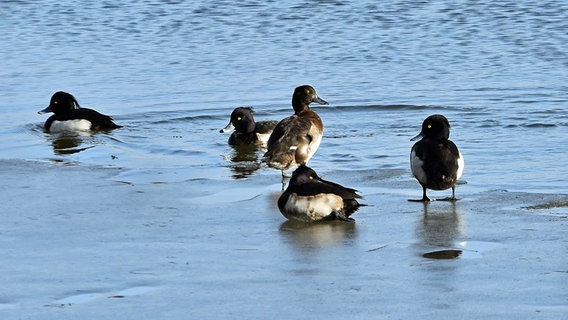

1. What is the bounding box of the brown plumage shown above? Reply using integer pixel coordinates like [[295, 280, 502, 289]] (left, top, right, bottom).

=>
[[264, 85, 328, 172]]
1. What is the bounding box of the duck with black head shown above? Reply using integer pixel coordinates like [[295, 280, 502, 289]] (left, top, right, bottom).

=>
[[264, 85, 328, 176], [278, 165, 365, 222], [410, 114, 464, 202], [220, 107, 278, 146], [38, 91, 121, 133]]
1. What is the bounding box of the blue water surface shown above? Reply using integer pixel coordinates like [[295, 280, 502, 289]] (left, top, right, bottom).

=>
[[1, 0, 567, 189]]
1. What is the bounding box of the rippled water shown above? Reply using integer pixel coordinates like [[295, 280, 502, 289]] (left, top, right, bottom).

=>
[[1, 1, 567, 318], [2, 0, 566, 193]]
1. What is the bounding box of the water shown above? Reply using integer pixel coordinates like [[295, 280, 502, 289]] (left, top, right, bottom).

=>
[[1, 1, 567, 318], [1, 0, 566, 192]]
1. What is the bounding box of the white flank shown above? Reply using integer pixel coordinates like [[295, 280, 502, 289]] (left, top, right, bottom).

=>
[[456, 150, 465, 180], [305, 130, 322, 164], [410, 150, 427, 185], [284, 193, 342, 221], [50, 119, 92, 132], [256, 132, 271, 144]]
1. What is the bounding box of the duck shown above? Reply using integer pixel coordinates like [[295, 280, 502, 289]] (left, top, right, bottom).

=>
[[219, 107, 278, 146], [277, 165, 365, 222], [264, 85, 328, 174], [410, 114, 464, 201], [38, 91, 121, 132]]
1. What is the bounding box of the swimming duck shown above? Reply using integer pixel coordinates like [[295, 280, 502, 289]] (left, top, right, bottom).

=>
[[264, 85, 328, 173], [220, 107, 278, 146], [278, 165, 365, 222], [410, 114, 464, 201], [38, 91, 121, 132]]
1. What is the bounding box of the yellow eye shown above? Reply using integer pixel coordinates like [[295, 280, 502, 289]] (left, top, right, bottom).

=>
[[309, 176, 313, 180], [237, 117, 241, 121], [427, 124, 432, 129], [305, 89, 311, 94], [54, 100, 58, 105]]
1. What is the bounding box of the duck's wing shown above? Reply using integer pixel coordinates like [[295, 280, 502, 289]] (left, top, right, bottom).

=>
[[415, 138, 460, 188], [255, 120, 279, 134], [266, 116, 311, 149], [264, 116, 312, 166], [294, 178, 363, 200], [445, 139, 461, 158], [73, 108, 122, 129], [295, 179, 364, 220], [438, 139, 461, 180]]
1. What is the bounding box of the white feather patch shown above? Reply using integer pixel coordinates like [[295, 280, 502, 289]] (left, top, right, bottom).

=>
[[456, 150, 465, 180], [256, 132, 271, 145], [305, 129, 322, 163], [50, 119, 92, 132], [410, 150, 427, 185], [284, 193, 342, 221]]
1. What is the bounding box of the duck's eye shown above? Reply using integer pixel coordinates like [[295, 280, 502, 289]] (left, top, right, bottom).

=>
[[427, 124, 432, 129], [54, 100, 58, 105], [237, 117, 242, 121], [309, 176, 313, 180], [305, 89, 311, 94]]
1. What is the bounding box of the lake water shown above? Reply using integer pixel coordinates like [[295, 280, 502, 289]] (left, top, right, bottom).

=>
[[2, 0, 567, 192], [1, 1, 567, 319]]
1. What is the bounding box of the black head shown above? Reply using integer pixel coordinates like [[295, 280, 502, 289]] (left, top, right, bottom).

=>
[[289, 164, 320, 186], [38, 91, 81, 115], [230, 107, 256, 133], [412, 114, 451, 141], [291, 85, 328, 114]]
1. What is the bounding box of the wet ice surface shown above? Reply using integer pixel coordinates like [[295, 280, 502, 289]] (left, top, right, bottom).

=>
[[1, 160, 566, 319]]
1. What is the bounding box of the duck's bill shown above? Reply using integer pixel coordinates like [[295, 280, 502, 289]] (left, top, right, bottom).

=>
[[410, 132, 424, 141], [314, 95, 329, 105], [219, 122, 234, 133], [37, 106, 52, 114]]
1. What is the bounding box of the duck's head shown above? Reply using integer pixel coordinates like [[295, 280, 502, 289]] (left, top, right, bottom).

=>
[[289, 164, 320, 186], [220, 107, 256, 133], [411, 114, 451, 141], [38, 91, 81, 115], [291, 85, 328, 114]]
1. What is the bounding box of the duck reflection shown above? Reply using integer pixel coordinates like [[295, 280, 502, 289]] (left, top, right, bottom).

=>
[[414, 202, 465, 298], [226, 145, 263, 179], [416, 202, 465, 251], [279, 220, 358, 253], [49, 132, 95, 155]]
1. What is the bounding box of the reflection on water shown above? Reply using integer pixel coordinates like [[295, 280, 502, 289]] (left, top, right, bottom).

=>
[[48, 133, 96, 155], [416, 202, 465, 250], [224, 145, 263, 179], [413, 203, 464, 303], [279, 220, 357, 253]]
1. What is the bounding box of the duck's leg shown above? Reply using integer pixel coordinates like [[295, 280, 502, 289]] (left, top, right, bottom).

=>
[[281, 170, 286, 191], [281, 170, 292, 178], [409, 186, 431, 202], [422, 186, 431, 202], [439, 185, 459, 202]]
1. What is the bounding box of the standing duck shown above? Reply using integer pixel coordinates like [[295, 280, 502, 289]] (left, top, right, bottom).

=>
[[264, 85, 328, 174], [278, 165, 365, 222], [38, 91, 121, 132], [410, 114, 464, 201]]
